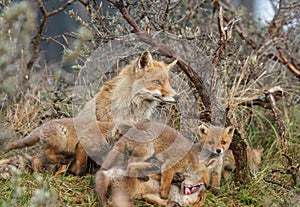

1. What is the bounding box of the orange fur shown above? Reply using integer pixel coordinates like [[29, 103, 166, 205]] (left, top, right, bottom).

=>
[[198, 124, 235, 188], [4, 118, 119, 175], [77, 51, 178, 122], [95, 160, 216, 207], [100, 122, 218, 199]]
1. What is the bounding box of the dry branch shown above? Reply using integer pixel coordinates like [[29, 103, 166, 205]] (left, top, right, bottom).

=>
[[213, 1, 257, 49], [214, 0, 300, 78], [212, 3, 227, 64], [25, 0, 76, 87], [265, 86, 288, 152], [227, 119, 250, 185]]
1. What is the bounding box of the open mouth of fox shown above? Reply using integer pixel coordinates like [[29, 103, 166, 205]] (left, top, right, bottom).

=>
[[182, 183, 206, 195]]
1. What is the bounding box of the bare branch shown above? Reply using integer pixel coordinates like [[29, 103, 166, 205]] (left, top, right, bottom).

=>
[[265, 86, 288, 152], [48, 0, 76, 17], [213, 4, 227, 64], [25, 0, 76, 86], [214, 1, 257, 49], [214, 0, 300, 78]]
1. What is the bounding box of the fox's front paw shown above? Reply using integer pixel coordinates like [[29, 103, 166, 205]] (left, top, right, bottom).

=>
[[159, 188, 169, 199]]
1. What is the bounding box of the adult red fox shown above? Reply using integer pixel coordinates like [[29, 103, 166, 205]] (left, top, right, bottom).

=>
[[78, 51, 178, 122], [3, 51, 178, 175]]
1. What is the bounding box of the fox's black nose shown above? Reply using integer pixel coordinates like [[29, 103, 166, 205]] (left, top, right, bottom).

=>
[[216, 149, 222, 153], [173, 95, 180, 102]]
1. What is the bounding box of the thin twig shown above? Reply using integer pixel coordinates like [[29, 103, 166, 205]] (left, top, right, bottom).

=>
[[25, 0, 76, 86]]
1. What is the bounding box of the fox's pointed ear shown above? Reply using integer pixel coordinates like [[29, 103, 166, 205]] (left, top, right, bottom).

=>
[[198, 124, 209, 140], [225, 126, 235, 138], [166, 58, 177, 70], [137, 51, 153, 70], [206, 158, 217, 170]]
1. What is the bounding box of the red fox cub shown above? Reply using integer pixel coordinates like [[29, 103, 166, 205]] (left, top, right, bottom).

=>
[[223, 146, 264, 179], [4, 118, 121, 175], [78, 51, 178, 122], [198, 124, 235, 188], [100, 122, 222, 199], [95, 160, 217, 207]]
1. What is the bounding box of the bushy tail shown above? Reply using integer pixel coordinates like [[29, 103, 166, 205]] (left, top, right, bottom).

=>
[[4, 128, 40, 153]]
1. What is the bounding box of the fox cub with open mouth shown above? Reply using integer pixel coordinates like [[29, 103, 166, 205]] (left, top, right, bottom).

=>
[[95, 159, 217, 207]]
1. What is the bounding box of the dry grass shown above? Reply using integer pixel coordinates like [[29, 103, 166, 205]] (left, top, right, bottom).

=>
[[0, 1, 299, 206], [0, 65, 299, 206]]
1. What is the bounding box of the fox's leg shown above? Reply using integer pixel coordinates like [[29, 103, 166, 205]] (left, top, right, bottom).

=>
[[160, 167, 175, 199], [69, 144, 87, 175], [101, 141, 126, 170], [31, 155, 43, 172], [210, 171, 221, 188], [193, 190, 207, 207], [94, 169, 110, 206], [223, 169, 232, 180], [142, 193, 168, 206], [44, 148, 61, 163], [210, 159, 223, 188], [126, 161, 159, 179], [55, 165, 68, 176]]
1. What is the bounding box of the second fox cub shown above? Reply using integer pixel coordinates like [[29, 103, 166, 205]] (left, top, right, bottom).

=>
[[78, 51, 178, 122], [95, 160, 217, 207], [4, 118, 120, 175], [198, 124, 235, 188], [100, 122, 226, 199]]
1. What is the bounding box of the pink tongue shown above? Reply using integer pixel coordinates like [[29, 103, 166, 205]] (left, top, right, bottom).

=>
[[185, 187, 191, 195]]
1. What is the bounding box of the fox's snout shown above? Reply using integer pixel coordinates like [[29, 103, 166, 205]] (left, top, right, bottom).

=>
[[161, 94, 180, 103], [216, 148, 222, 154], [173, 94, 180, 102]]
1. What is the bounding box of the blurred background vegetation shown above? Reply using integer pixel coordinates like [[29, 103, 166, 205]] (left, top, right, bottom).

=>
[[0, 0, 299, 206]]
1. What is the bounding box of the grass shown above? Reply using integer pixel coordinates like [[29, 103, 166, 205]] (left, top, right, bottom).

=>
[[0, 172, 98, 207], [0, 0, 299, 206], [0, 95, 299, 207], [0, 71, 299, 206]]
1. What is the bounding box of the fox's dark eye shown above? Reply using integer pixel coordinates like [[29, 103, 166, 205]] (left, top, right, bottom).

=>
[[221, 141, 226, 145], [153, 80, 162, 85], [208, 141, 214, 145]]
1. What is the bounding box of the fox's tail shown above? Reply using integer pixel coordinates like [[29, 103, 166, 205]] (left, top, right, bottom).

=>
[[4, 128, 40, 153]]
